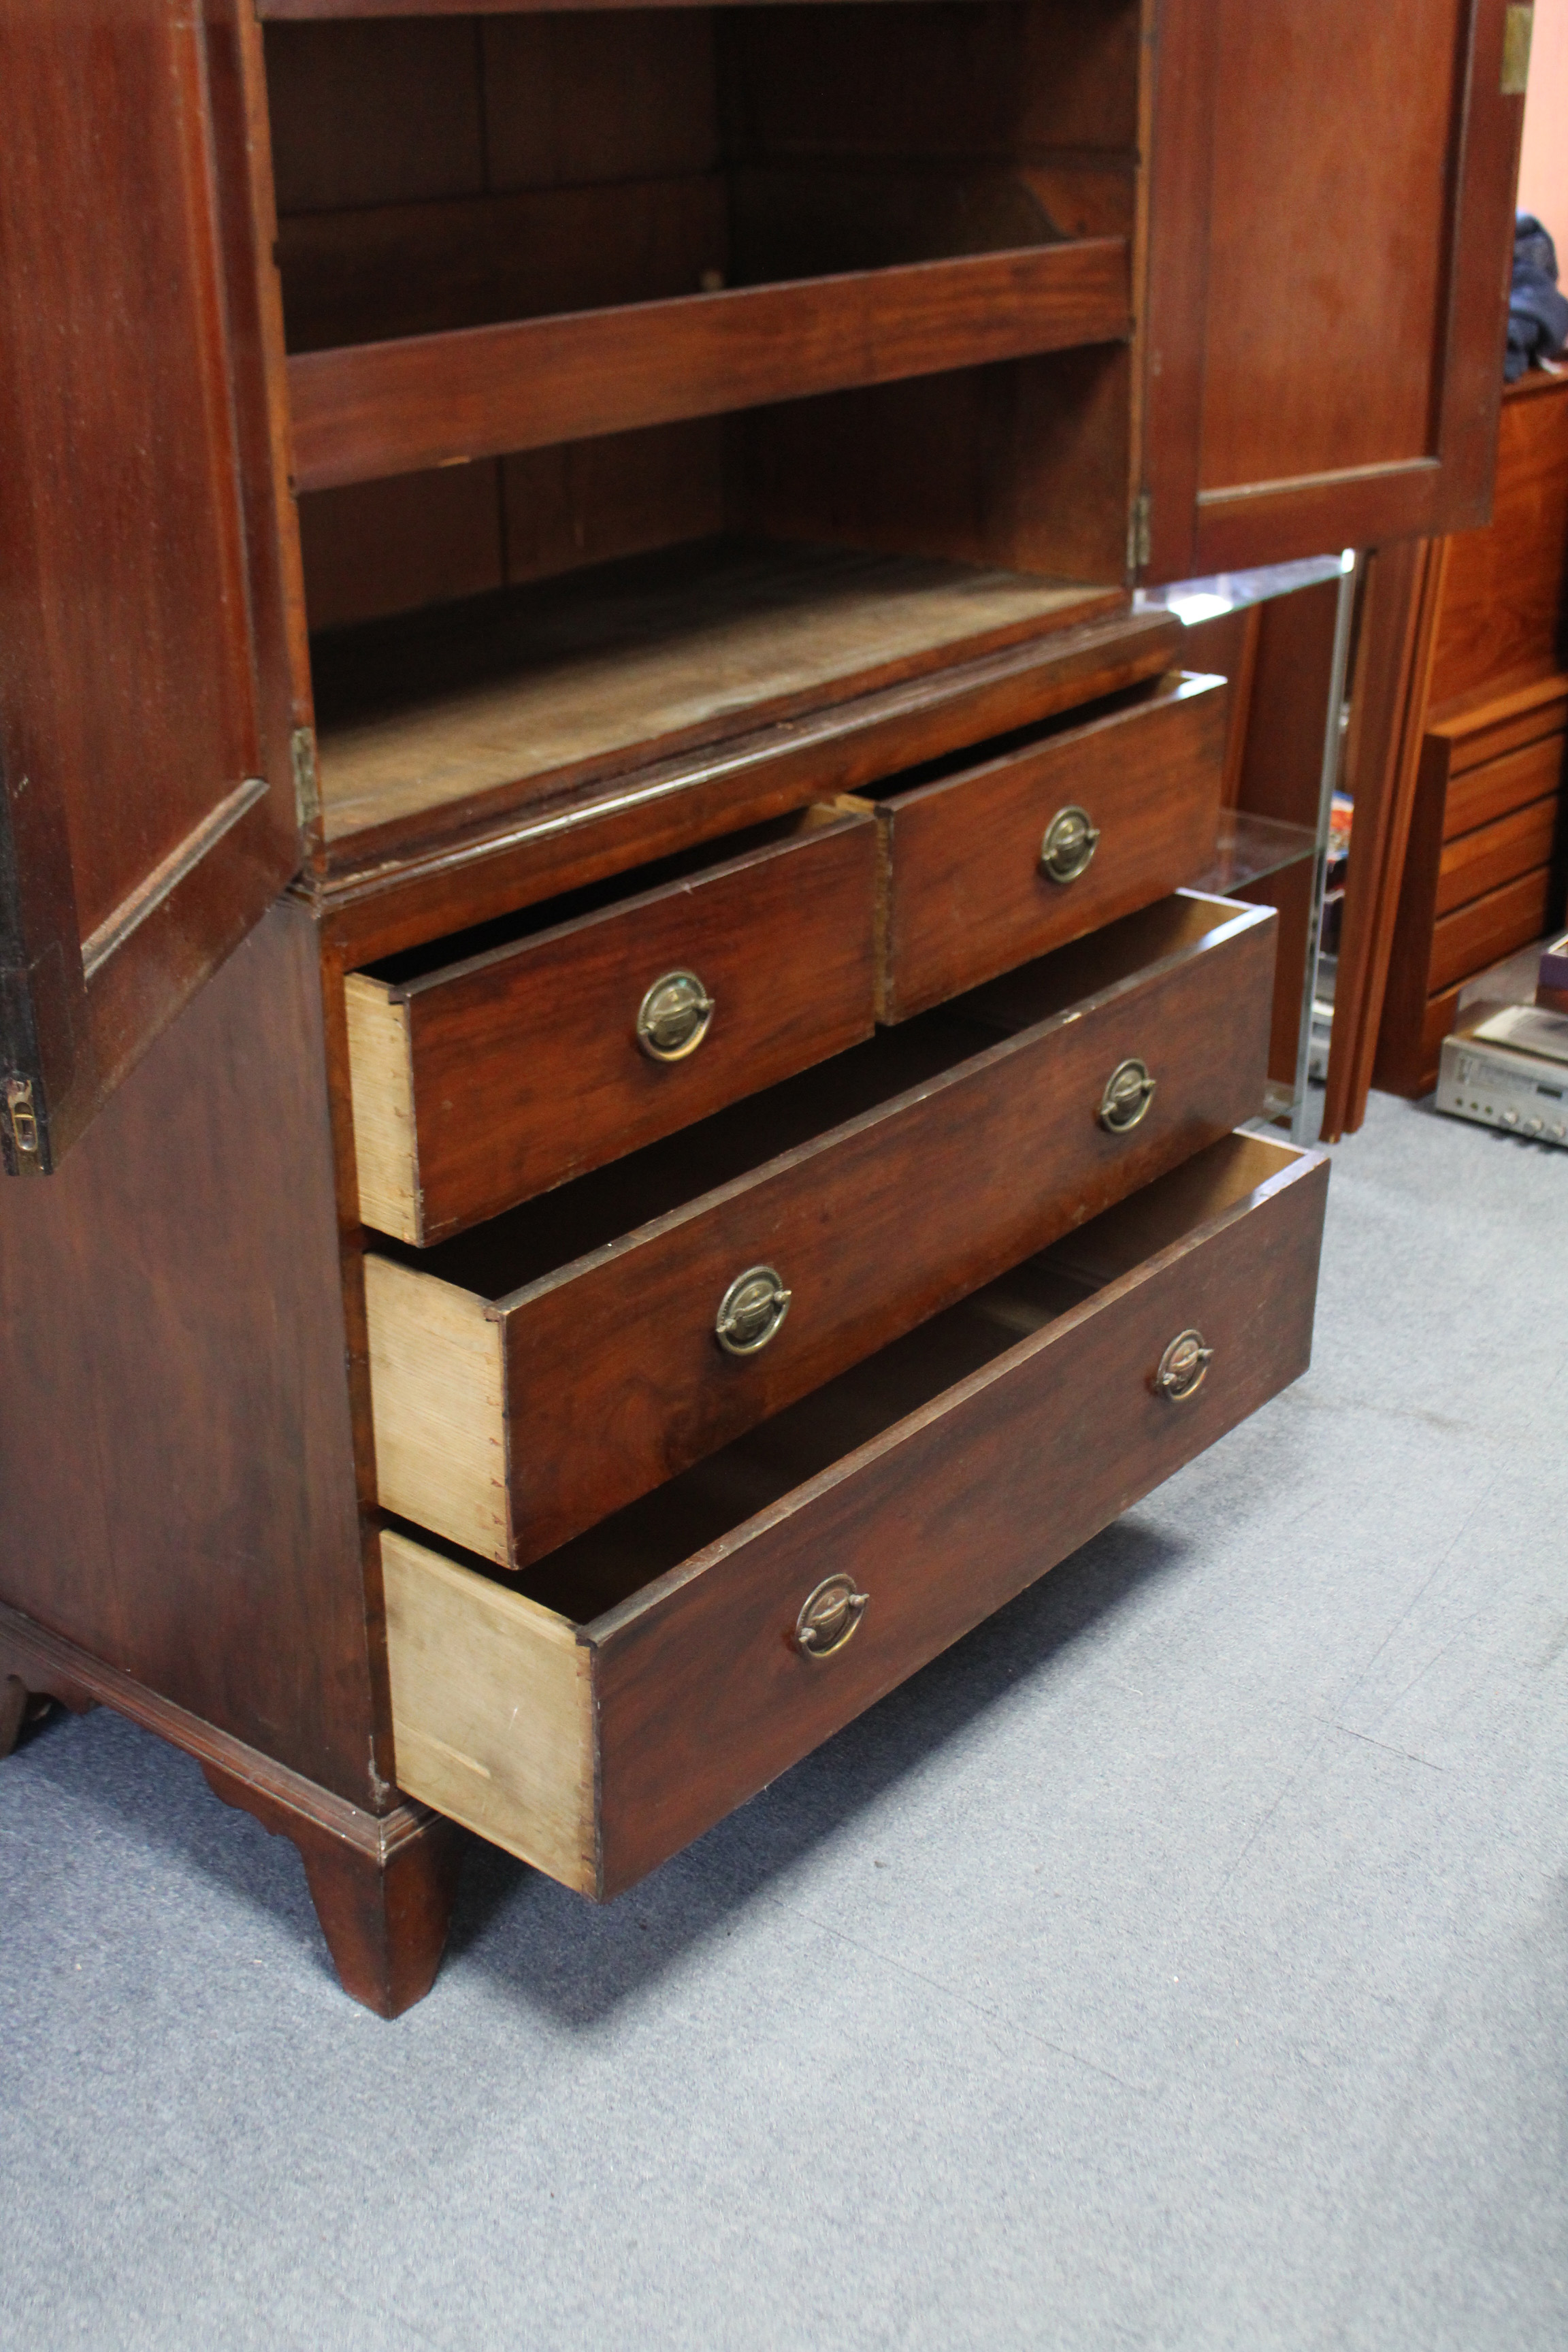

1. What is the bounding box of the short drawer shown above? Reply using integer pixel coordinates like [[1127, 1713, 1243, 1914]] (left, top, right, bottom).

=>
[[383, 1130, 1328, 1897], [345, 803, 877, 1244], [366, 890, 1275, 1568], [867, 669, 1227, 1019]]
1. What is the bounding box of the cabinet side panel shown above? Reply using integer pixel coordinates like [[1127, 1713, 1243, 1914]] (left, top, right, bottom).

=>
[[0, 903, 378, 1803]]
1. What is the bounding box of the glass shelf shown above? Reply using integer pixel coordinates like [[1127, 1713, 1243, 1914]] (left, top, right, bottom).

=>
[[1193, 808, 1318, 896], [1134, 551, 1354, 626]]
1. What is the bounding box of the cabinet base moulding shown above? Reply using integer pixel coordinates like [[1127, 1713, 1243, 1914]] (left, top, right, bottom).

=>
[[0, 1599, 465, 2019]]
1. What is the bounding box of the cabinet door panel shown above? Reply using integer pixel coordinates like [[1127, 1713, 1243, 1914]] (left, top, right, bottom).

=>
[[0, 0, 299, 1174], [1142, 0, 1525, 580]]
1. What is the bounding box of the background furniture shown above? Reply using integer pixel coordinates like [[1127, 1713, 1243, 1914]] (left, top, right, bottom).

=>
[[1375, 369, 1568, 1096], [0, 0, 1525, 2012]]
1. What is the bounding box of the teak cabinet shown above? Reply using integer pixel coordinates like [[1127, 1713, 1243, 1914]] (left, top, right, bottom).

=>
[[1376, 369, 1568, 1096], [0, 0, 1524, 2012]]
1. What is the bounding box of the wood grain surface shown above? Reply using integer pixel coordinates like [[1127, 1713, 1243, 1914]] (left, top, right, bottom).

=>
[[279, 177, 728, 354], [380, 1133, 1324, 1896], [588, 1132, 1325, 1895], [1145, 0, 1522, 576], [1426, 374, 1568, 715], [352, 805, 877, 1242], [310, 607, 1175, 961], [382, 1533, 594, 1893], [1435, 797, 1563, 919], [1444, 729, 1568, 841], [288, 238, 1130, 492], [1428, 865, 1559, 996], [0, 0, 299, 1165], [312, 540, 1120, 859], [366, 894, 1273, 1567], [1375, 382, 1568, 1098], [876, 668, 1226, 1017], [0, 904, 378, 1803]]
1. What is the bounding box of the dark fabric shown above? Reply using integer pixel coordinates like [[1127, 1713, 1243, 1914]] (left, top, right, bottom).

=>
[[1505, 212, 1568, 382]]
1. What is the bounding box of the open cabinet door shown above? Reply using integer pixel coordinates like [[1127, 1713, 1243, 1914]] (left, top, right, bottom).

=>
[[1140, 0, 1529, 583], [0, 0, 301, 1175]]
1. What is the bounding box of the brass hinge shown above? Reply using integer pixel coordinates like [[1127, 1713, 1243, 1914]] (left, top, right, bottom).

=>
[[1128, 489, 1153, 575], [291, 726, 321, 830], [3, 1077, 42, 1171], [1502, 4, 1533, 95]]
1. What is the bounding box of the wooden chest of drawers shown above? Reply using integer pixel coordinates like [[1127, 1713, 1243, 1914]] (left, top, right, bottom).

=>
[[1377, 373, 1568, 1096], [0, 0, 1523, 2012]]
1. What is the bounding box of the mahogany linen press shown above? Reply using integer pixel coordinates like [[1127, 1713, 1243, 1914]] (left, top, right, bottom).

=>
[[0, 0, 1526, 2010]]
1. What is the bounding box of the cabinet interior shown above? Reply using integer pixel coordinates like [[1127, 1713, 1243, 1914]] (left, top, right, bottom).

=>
[[263, 2, 1143, 858], [415, 1130, 1294, 1627]]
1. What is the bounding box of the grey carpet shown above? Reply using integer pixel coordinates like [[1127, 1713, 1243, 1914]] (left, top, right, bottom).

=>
[[3, 1090, 1565, 2352]]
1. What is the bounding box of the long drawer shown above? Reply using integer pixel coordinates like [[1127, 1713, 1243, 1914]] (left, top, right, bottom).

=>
[[382, 1130, 1328, 1899], [1443, 726, 1565, 840], [1428, 864, 1558, 994], [366, 891, 1275, 1568], [344, 803, 877, 1244], [867, 669, 1227, 1019], [1435, 794, 1560, 917]]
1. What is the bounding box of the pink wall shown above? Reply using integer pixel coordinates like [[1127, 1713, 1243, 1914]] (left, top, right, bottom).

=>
[[1517, 0, 1568, 245]]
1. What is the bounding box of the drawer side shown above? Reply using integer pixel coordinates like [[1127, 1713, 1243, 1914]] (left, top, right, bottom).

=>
[[367, 1255, 510, 1563], [383, 1531, 595, 1894], [344, 974, 419, 1243]]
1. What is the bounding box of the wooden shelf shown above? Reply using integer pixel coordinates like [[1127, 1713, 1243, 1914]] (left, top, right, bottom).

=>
[[261, 0, 984, 16], [289, 239, 1130, 493], [312, 537, 1122, 860]]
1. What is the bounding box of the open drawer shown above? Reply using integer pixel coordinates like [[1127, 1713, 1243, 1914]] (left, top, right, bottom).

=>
[[366, 892, 1276, 1569], [867, 668, 1228, 1019], [344, 801, 876, 1243], [383, 1131, 1327, 1897]]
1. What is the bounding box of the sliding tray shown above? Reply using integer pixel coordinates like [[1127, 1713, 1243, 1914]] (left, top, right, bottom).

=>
[[365, 892, 1276, 1567], [382, 1130, 1328, 1897]]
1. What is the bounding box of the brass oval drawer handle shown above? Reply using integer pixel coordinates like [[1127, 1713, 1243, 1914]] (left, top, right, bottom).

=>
[[636, 968, 715, 1062], [715, 1264, 792, 1356], [1098, 1057, 1156, 1134], [1040, 804, 1100, 884], [795, 1573, 869, 1660], [1155, 1328, 1213, 1402]]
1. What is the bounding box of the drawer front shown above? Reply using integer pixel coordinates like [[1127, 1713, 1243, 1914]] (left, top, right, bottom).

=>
[[346, 806, 877, 1243], [382, 1134, 1328, 1897], [1435, 793, 1561, 917], [1443, 728, 1565, 840], [368, 895, 1275, 1569], [877, 670, 1226, 1019], [1428, 864, 1558, 994]]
